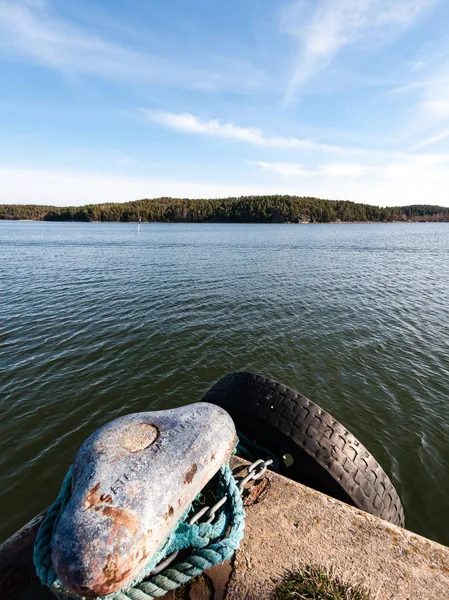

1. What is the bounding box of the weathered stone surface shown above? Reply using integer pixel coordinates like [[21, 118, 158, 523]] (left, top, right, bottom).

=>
[[51, 403, 236, 597]]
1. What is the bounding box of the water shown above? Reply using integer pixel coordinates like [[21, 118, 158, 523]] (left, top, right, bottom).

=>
[[1, 221, 448, 546]]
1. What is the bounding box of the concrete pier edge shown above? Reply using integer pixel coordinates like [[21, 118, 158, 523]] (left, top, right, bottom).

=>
[[1, 456, 448, 599]]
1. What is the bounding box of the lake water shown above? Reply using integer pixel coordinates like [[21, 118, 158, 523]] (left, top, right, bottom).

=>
[[1, 221, 448, 546]]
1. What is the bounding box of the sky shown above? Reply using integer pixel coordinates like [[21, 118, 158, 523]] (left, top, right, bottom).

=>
[[1, 0, 449, 207]]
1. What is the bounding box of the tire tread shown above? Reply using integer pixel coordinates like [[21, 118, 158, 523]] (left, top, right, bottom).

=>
[[202, 371, 404, 527]]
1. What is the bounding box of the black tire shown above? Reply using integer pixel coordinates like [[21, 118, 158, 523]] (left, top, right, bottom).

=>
[[202, 371, 404, 527]]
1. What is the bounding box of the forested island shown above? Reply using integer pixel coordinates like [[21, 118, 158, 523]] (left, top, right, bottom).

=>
[[1, 196, 448, 223]]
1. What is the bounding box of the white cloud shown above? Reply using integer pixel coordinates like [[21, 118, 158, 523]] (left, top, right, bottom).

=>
[[0, 166, 286, 206], [252, 154, 449, 206], [281, 0, 437, 104], [253, 160, 372, 178], [0, 0, 262, 91], [145, 111, 344, 152], [250, 162, 314, 177], [1, 157, 449, 208]]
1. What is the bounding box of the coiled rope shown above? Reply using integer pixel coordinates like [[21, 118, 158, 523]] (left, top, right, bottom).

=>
[[34, 463, 244, 600]]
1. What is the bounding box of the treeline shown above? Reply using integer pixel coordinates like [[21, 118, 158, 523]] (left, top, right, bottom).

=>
[[1, 196, 449, 223], [400, 205, 449, 220]]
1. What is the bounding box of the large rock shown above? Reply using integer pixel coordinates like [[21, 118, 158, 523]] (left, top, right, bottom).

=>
[[51, 403, 236, 596]]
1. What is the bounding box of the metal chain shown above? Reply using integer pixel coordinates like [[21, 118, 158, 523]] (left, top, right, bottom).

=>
[[150, 458, 273, 576]]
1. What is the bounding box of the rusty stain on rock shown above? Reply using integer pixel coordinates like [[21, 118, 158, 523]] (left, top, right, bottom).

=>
[[163, 505, 175, 521], [101, 555, 118, 588], [93, 506, 139, 536], [84, 483, 101, 510], [184, 464, 198, 484]]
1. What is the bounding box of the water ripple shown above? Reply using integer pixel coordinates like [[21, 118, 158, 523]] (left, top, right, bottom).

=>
[[1, 221, 449, 545]]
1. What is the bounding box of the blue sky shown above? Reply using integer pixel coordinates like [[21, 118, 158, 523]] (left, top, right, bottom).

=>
[[1, 0, 449, 206]]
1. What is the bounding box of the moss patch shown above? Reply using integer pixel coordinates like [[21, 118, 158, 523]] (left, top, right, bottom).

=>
[[273, 565, 371, 600]]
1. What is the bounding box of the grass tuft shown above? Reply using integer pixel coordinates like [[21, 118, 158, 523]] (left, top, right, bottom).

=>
[[273, 565, 371, 600]]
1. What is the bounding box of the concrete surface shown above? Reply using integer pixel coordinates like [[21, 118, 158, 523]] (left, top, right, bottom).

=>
[[1, 457, 448, 600], [222, 457, 449, 600]]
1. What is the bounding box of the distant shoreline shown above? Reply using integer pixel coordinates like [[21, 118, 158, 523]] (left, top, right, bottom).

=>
[[1, 195, 448, 224], [2, 218, 447, 225]]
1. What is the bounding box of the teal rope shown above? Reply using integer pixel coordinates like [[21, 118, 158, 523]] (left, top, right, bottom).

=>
[[34, 467, 73, 589], [34, 464, 244, 600]]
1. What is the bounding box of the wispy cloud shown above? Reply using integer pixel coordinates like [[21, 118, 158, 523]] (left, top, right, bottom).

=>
[[409, 79, 449, 149], [253, 161, 372, 178], [281, 0, 437, 104], [146, 109, 449, 171], [144, 110, 344, 152], [411, 128, 449, 150], [251, 162, 314, 177], [0, 0, 262, 91], [420, 77, 449, 123], [391, 43, 449, 149], [389, 77, 449, 95]]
